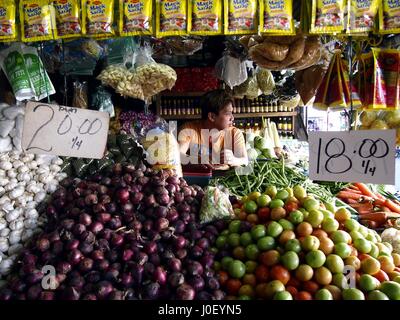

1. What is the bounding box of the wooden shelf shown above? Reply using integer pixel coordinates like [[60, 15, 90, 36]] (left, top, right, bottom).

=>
[[159, 111, 297, 121], [161, 114, 202, 120], [233, 112, 297, 118], [160, 91, 206, 97]]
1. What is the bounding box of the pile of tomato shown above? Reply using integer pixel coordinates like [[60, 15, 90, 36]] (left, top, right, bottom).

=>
[[213, 186, 400, 300]]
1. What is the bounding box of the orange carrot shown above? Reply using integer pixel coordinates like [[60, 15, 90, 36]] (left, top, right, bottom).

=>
[[347, 199, 358, 204], [360, 212, 387, 224], [343, 188, 362, 194], [337, 191, 363, 200], [353, 183, 376, 198], [384, 199, 400, 214], [349, 185, 360, 191]]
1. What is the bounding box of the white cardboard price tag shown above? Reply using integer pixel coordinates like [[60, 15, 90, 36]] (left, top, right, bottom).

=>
[[309, 130, 396, 185], [22, 101, 109, 159]]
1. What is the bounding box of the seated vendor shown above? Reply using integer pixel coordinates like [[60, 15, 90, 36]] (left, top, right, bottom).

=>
[[178, 90, 248, 169]]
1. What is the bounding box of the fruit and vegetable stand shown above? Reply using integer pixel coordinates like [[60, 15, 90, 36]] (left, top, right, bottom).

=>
[[0, 0, 400, 303]]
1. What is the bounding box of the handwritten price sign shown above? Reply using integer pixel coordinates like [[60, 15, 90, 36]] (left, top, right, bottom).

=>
[[22, 102, 109, 159], [309, 130, 396, 185]]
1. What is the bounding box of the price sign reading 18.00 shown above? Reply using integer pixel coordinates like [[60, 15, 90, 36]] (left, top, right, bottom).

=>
[[309, 130, 396, 185], [22, 102, 109, 159]]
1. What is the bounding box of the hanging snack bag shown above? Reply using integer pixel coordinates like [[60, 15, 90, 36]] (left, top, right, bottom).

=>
[[22, 45, 56, 101], [156, 0, 188, 37], [119, 0, 153, 36], [259, 0, 294, 35], [0, 0, 17, 42], [347, 0, 379, 34], [52, 0, 83, 39], [0, 44, 35, 101], [372, 48, 400, 109], [20, 0, 55, 42], [188, 0, 222, 35], [378, 0, 400, 34], [224, 0, 257, 35], [310, 0, 345, 34], [81, 0, 115, 38]]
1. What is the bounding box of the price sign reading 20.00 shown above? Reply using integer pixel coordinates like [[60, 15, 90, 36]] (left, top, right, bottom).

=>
[[309, 130, 395, 185], [22, 102, 110, 159]]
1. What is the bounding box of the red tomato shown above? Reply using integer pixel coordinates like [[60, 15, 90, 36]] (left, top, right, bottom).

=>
[[374, 270, 390, 282], [286, 285, 298, 297], [285, 201, 299, 213], [226, 279, 241, 296], [295, 291, 313, 300], [287, 277, 301, 288], [270, 265, 290, 285], [302, 281, 319, 294], [257, 207, 270, 222], [255, 265, 269, 283], [218, 271, 229, 287]]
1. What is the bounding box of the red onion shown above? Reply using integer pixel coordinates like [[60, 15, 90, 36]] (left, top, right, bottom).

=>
[[52, 240, 64, 254], [96, 213, 111, 223], [83, 294, 97, 300], [189, 275, 205, 292], [155, 218, 169, 231], [79, 258, 94, 272], [130, 192, 143, 205], [111, 234, 124, 247], [95, 281, 113, 300], [40, 291, 55, 300], [85, 194, 98, 205], [116, 188, 130, 204], [144, 241, 157, 255], [153, 266, 167, 285], [186, 261, 203, 276], [62, 286, 81, 300], [176, 283, 195, 300], [173, 220, 185, 234], [27, 284, 42, 300], [90, 221, 104, 234], [57, 261, 72, 274], [109, 290, 124, 300], [36, 238, 50, 252], [121, 273, 133, 288], [166, 176, 180, 185], [108, 216, 122, 229], [66, 239, 80, 251], [68, 249, 83, 265], [122, 249, 134, 262], [174, 192, 184, 203], [86, 271, 101, 283], [145, 194, 156, 207], [144, 282, 160, 299], [176, 249, 187, 260], [79, 213, 92, 226], [72, 223, 86, 236], [95, 259, 109, 271], [168, 258, 182, 272], [91, 250, 104, 260], [174, 236, 186, 249]]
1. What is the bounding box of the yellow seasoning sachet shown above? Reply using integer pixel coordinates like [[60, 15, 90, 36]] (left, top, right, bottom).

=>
[[52, 0, 82, 39], [156, 0, 188, 37], [379, 0, 400, 34], [0, 0, 17, 42], [310, 0, 345, 34], [188, 0, 222, 35], [347, 0, 379, 34], [20, 0, 55, 42], [119, 0, 153, 36], [224, 0, 258, 35], [82, 0, 115, 38], [259, 0, 295, 35]]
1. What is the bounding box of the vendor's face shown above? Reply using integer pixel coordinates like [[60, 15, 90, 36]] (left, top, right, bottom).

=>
[[209, 103, 234, 131]]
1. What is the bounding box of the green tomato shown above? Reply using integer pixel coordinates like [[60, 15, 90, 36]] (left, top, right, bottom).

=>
[[228, 260, 246, 279], [267, 221, 283, 238], [315, 289, 333, 300], [240, 232, 253, 246], [270, 199, 285, 209], [305, 250, 326, 268], [289, 210, 304, 225], [285, 239, 302, 253], [257, 236, 276, 251], [281, 251, 300, 271], [229, 220, 242, 234]]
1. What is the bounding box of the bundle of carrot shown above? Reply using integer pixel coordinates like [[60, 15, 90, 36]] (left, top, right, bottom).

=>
[[336, 183, 400, 229]]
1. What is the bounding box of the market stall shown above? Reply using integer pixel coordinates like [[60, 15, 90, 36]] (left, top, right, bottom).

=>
[[0, 0, 399, 302]]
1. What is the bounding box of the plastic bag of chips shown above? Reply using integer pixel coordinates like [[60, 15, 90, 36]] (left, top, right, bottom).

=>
[[378, 0, 400, 34], [20, 0, 55, 42], [224, 0, 258, 35], [347, 0, 379, 34], [259, 0, 295, 35], [310, 0, 345, 34], [188, 0, 222, 35], [156, 0, 188, 37], [119, 0, 153, 36], [52, 0, 82, 39], [0, 0, 17, 42], [82, 0, 115, 38]]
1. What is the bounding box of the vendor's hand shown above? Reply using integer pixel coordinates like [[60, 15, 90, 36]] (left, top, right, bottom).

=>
[[220, 149, 235, 165]]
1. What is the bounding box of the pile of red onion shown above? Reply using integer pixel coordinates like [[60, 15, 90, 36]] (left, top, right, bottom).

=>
[[0, 163, 225, 300]]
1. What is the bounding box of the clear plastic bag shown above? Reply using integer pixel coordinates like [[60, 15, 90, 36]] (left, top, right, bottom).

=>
[[199, 186, 235, 224], [381, 228, 400, 254], [215, 55, 248, 89], [256, 67, 275, 95], [72, 81, 88, 109], [91, 86, 115, 117], [140, 120, 182, 177]]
